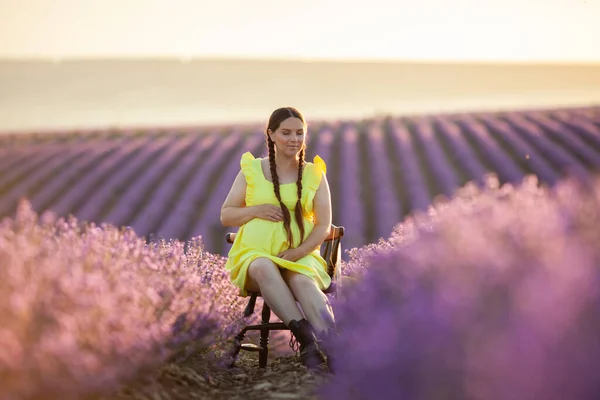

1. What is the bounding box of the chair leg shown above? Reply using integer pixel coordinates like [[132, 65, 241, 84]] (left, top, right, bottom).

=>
[[225, 331, 245, 368], [258, 303, 271, 368]]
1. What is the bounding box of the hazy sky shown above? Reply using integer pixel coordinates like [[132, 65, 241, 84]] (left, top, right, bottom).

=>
[[1, 0, 599, 62]]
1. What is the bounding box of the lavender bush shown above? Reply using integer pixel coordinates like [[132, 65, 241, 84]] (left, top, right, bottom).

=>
[[322, 173, 600, 400], [0, 199, 248, 400]]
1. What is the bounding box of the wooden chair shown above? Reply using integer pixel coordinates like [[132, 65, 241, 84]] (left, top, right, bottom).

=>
[[224, 224, 345, 368]]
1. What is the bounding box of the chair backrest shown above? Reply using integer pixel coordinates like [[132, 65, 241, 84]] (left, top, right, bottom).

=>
[[320, 224, 344, 279], [225, 224, 344, 279]]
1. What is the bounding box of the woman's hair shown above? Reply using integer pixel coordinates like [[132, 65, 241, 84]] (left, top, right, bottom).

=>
[[266, 106, 307, 248]]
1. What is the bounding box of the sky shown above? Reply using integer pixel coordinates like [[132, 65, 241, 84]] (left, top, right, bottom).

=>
[[1, 0, 599, 63]]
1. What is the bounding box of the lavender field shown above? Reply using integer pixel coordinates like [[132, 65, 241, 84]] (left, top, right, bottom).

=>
[[3, 104, 600, 399], [2, 106, 600, 257]]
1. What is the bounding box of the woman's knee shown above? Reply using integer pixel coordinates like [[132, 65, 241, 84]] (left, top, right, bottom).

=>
[[248, 257, 281, 282], [282, 270, 319, 293]]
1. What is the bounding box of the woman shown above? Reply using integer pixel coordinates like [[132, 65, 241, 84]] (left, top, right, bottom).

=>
[[220, 106, 335, 370]]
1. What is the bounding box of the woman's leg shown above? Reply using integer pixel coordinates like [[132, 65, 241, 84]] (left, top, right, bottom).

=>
[[246, 257, 304, 325], [280, 269, 335, 333]]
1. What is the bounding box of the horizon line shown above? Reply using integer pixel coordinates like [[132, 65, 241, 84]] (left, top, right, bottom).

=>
[[2, 54, 600, 66]]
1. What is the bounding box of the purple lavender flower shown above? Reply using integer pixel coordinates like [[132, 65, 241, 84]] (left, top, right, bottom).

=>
[[0, 199, 251, 399], [321, 174, 600, 400]]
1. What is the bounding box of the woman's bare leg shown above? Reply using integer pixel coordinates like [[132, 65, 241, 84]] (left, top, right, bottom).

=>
[[281, 270, 335, 333], [246, 257, 304, 325]]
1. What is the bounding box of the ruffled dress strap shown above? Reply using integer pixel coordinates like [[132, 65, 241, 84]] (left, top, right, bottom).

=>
[[302, 155, 327, 215], [240, 151, 258, 202]]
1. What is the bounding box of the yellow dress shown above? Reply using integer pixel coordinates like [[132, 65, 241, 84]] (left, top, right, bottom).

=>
[[225, 151, 331, 296]]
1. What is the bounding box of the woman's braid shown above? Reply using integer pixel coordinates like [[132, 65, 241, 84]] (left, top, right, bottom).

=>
[[294, 148, 306, 244], [267, 136, 293, 247]]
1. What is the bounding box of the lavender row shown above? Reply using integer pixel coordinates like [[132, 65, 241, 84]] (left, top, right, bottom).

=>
[[74, 136, 178, 224], [364, 120, 402, 239], [495, 113, 590, 179], [472, 114, 560, 185], [28, 141, 125, 217], [388, 119, 432, 212], [152, 129, 245, 241], [520, 113, 600, 169], [453, 116, 525, 184], [130, 134, 217, 237], [0, 143, 68, 190], [312, 123, 342, 225], [0, 131, 99, 176], [101, 135, 198, 230], [189, 133, 265, 252], [335, 124, 367, 252], [48, 137, 154, 218], [0, 143, 97, 217], [0, 146, 39, 172], [432, 117, 488, 187], [571, 107, 600, 125], [549, 111, 600, 150], [411, 117, 461, 199], [309, 125, 334, 172]]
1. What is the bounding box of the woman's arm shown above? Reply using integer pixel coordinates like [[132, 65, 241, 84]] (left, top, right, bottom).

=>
[[220, 171, 255, 227], [220, 170, 284, 227]]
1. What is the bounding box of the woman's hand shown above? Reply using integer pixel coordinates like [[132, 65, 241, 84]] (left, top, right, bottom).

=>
[[277, 248, 305, 262], [253, 204, 284, 222]]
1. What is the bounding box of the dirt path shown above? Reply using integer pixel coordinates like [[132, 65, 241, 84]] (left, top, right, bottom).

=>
[[112, 345, 332, 400]]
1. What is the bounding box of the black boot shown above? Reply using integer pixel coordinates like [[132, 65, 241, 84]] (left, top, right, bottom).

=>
[[288, 319, 326, 370]]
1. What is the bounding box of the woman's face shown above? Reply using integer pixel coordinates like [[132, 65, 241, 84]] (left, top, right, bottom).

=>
[[269, 117, 306, 158]]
